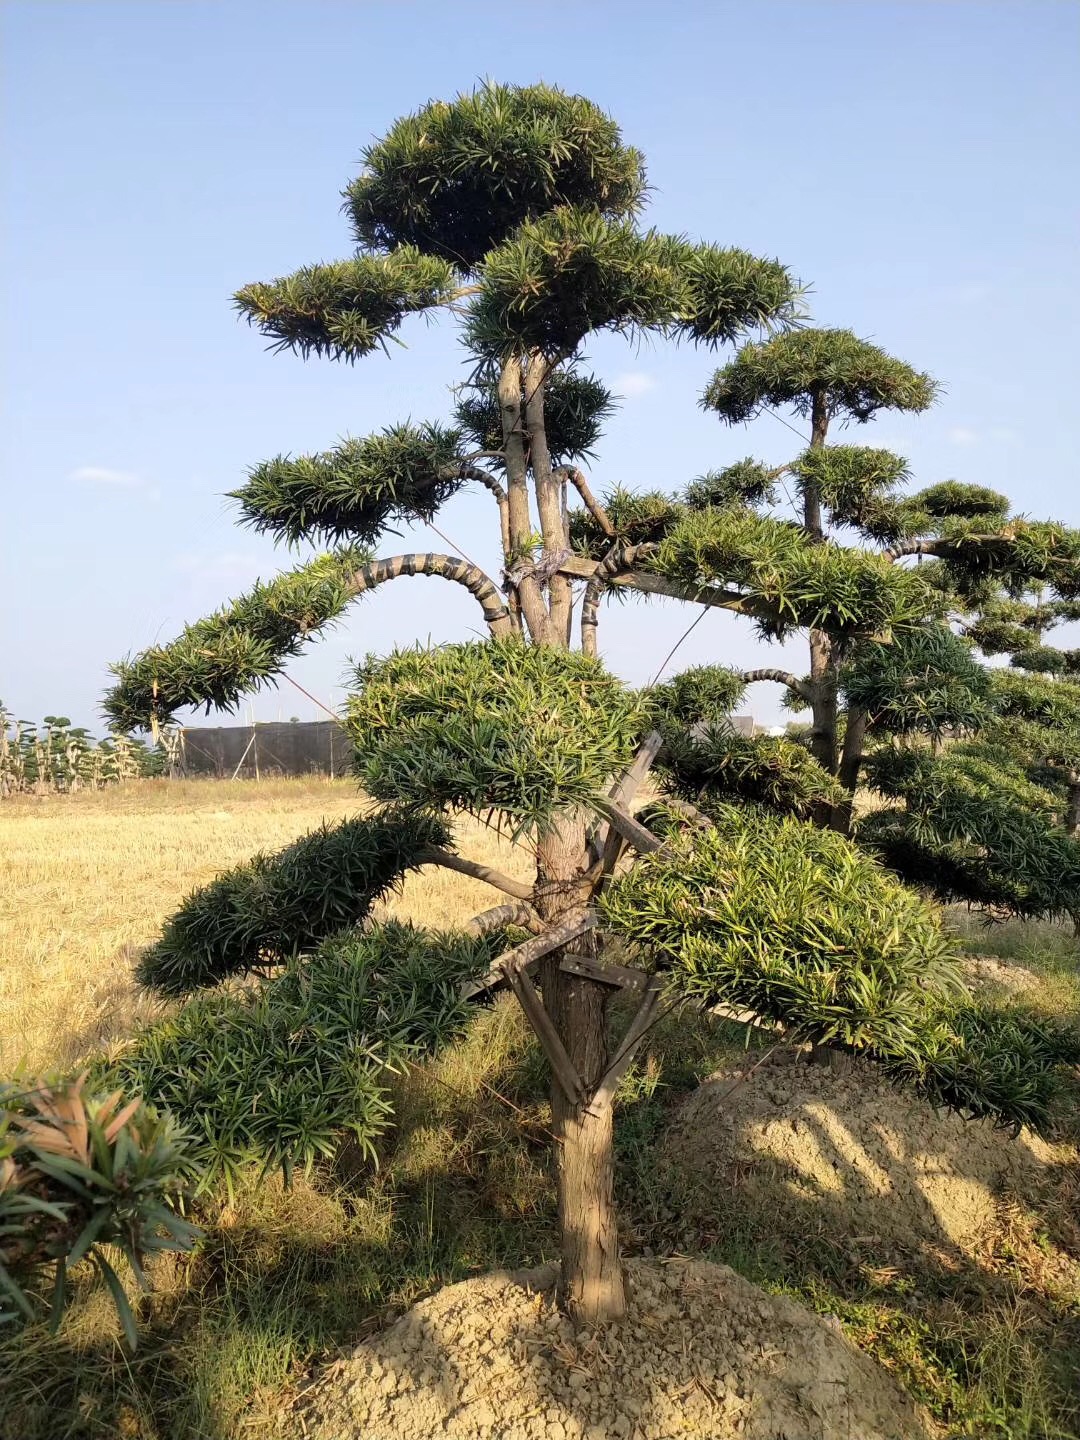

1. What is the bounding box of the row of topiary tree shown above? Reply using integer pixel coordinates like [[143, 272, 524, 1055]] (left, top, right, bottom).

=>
[[4, 83, 1080, 1340], [0, 705, 176, 796]]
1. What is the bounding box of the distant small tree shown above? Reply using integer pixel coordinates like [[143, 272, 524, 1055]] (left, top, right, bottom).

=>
[[98, 84, 1079, 1331]]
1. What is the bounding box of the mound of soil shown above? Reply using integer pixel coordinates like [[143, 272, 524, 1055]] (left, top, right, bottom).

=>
[[960, 954, 1042, 996], [666, 1050, 1053, 1258], [294, 1258, 927, 1439]]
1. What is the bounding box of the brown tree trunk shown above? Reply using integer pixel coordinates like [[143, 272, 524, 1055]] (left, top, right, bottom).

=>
[[526, 351, 574, 646], [832, 705, 868, 834], [808, 630, 839, 779], [1067, 775, 1080, 837], [535, 811, 626, 1324], [804, 383, 837, 801], [499, 355, 550, 642]]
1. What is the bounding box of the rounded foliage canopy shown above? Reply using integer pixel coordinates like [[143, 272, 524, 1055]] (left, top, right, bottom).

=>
[[600, 803, 959, 1052], [703, 328, 937, 425], [345, 639, 646, 832], [344, 82, 647, 269], [842, 626, 995, 737]]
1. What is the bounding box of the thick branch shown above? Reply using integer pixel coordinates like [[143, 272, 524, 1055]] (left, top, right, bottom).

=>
[[593, 978, 663, 1105], [350, 553, 513, 635], [526, 352, 573, 643], [740, 668, 813, 702], [460, 463, 511, 561], [420, 846, 534, 901], [499, 356, 550, 641], [573, 545, 753, 657], [559, 466, 616, 538], [883, 534, 1010, 563]]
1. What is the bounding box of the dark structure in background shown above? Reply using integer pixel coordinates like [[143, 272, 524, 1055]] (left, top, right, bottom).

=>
[[180, 720, 351, 778], [179, 717, 759, 780]]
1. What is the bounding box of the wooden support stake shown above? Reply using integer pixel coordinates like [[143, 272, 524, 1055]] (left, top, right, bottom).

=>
[[460, 909, 593, 1000], [596, 799, 664, 858], [591, 730, 664, 869], [503, 962, 585, 1105], [559, 952, 650, 992], [593, 977, 664, 1105]]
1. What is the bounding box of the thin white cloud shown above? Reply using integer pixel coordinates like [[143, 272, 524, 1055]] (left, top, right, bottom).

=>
[[947, 427, 979, 447], [69, 464, 143, 488], [613, 371, 657, 398]]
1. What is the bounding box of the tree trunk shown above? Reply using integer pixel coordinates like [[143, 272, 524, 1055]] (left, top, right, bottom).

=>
[[832, 705, 868, 834], [804, 383, 836, 798], [808, 630, 839, 778], [535, 811, 625, 1325], [803, 385, 829, 540], [1067, 775, 1080, 837]]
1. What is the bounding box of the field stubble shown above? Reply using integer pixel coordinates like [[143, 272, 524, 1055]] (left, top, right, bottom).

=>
[[0, 776, 530, 1072]]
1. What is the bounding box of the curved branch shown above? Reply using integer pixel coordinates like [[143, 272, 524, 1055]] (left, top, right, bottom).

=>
[[460, 463, 511, 560], [883, 538, 947, 562], [419, 846, 534, 901], [463, 902, 544, 944], [349, 553, 513, 636], [558, 466, 616, 538], [740, 668, 813, 702], [580, 542, 658, 657], [576, 544, 755, 656]]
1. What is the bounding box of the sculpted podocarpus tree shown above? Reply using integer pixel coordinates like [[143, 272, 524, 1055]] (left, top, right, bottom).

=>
[[103, 85, 1078, 1328], [569, 330, 1080, 833]]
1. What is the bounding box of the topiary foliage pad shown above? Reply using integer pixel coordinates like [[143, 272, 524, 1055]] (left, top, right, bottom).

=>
[[346, 638, 647, 833], [138, 808, 450, 997], [601, 802, 961, 1054]]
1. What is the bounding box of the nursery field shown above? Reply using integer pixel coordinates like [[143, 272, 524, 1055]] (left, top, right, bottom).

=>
[[2, 778, 1080, 1439], [0, 777, 531, 1073]]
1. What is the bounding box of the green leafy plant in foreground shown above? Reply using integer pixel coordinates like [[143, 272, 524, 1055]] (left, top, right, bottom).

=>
[[0, 1076, 199, 1345]]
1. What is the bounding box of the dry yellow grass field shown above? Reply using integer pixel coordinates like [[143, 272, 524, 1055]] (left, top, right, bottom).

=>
[[0, 776, 531, 1072]]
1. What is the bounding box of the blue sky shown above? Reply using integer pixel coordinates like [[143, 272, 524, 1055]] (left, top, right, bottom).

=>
[[4, 1, 1078, 732]]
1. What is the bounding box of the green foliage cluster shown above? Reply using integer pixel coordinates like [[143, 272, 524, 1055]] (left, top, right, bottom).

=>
[[454, 368, 617, 463], [965, 603, 1048, 657], [703, 329, 938, 425], [878, 1002, 1080, 1133], [651, 506, 930, 639], [932, 518, 1080, 597], [465, 210, 796, 359], [601, 804, 958, 1045], [992, 668, 1080, 729], [656, 729, 844, 820], [105, 548, 367, 731], [107, 923, 501, 1195], [861, 745, 1080, 919], [1, 1078, 199, 1342], [841, 627, 995, 736], [345, 639, 645, 831], [343, 82, 647, 269], [648, 665, 748, 725], [234, 249, 458, 362], [1010, 646, 1073, 674], [139, 810, 448, 997], [601, 808, 1076, 1130], [683, 459, 778, 511], [792, 444, 909, 512], [569, 486, 682, 558], [232, 423, 467, 546], [912, 481, 1009, 521]]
